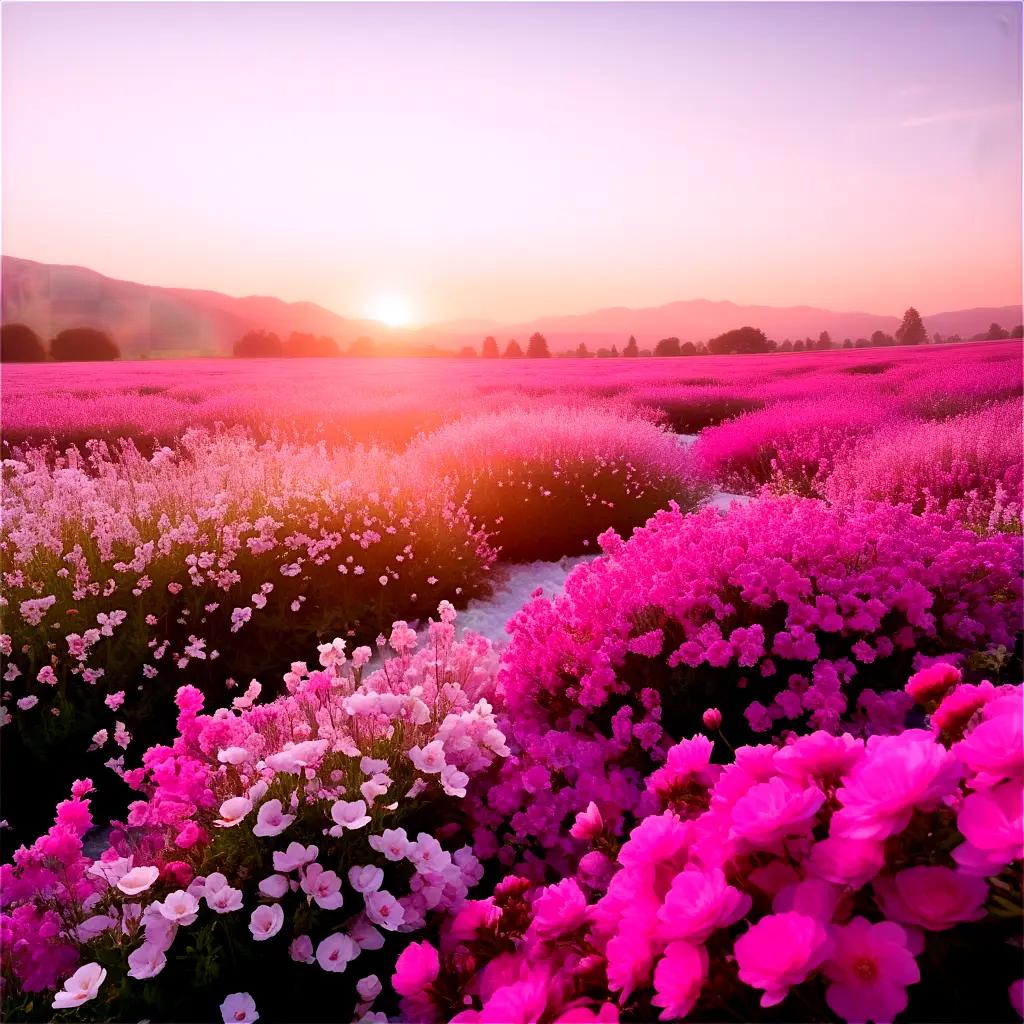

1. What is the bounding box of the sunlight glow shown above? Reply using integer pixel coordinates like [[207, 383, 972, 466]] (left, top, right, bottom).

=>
[[367, 292, 414, 328]]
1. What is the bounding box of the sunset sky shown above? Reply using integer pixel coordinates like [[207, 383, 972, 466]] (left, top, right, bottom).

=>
[[3, 2, 1021, 326]]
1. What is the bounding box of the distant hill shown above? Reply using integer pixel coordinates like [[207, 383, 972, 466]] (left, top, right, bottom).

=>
[[2, 255, 1020, 356]]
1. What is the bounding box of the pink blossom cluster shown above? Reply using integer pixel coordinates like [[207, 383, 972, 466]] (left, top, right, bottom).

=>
[[0, 606, 509, 1020], [470, 497, 1021, 873], [395, 669, 1022, 1023]]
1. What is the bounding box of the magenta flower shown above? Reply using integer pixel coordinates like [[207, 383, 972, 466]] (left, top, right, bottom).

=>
[[729, 777, 824, 850], [657, 867, 750, 943], [734, 912, 832, 1007], [570, 801, 604, 841], [652, 941, 708, 1020], [822, 917, 919, 1023], [530, 878, 589, 938], [874, 866, 988, 931], [393, 940, 440, 998]]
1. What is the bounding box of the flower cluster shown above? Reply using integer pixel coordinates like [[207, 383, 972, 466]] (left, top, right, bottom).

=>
[[471, 496, 1021, 873], [0, 606, 508, 1022], [400, 669, 1022, 1023]]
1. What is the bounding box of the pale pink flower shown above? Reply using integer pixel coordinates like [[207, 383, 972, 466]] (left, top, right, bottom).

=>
[[218, 746, 249, 765], [249, 903, 284, 941], [365, 889, 405, 931], [289, 934, 315, 963], [253, 798, 296, 838], [369, 827, 410, 861], [273, 842, 319, 873], [127, 942, 167, 980], [316, 932, 359, 973], [300, 863, 344, 911], [349, 864, 385, 894], [734, 912, 832, 1007], [331, 798, 371, 832], [220, 992, 259, 1024], [205, 881, 245, 914], [259, 874, 290, 899], [652, 941, 708, 1020], [409, 740, 446, 774], [823, 917, 919, 1023], [52, 962, 106, 1010], [117, 865, 160, 896], [214, 796, 253, 828], [155, 890, 199, 925], [357, 974, 382, 1001]]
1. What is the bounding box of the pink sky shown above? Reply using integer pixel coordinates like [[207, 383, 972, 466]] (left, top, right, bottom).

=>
[[3, 2, 1021, 325]]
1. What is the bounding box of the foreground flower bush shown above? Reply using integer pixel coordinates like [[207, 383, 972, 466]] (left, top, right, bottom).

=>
[[397, 668, 1023, 1023], [472, 497, 1021, 874], [404, 406, 710, 561], [826, 400, 1023, 531], [0, 430, 494, 839], [0, 605, 508, 1022]]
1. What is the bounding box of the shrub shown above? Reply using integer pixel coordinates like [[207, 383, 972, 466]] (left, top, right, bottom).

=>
[[0, 607, 508, 1023], [50, 328, 120, 362], [629, 386, 763, 433], [416, 669, 1022, 1023], [233, 330, 284, 357], [0, 324, 46, 362], [826, 400, 1023, 530], [470, 497, 1022, 874], [404, 406, 711, 561], [0, 430, 495, 840]]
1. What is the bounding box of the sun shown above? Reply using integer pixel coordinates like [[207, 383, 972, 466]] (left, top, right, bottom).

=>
[[367, 291, 414, 328]]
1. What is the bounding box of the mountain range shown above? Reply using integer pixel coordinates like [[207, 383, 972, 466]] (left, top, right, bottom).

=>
[[2, 255, 1021, 357]]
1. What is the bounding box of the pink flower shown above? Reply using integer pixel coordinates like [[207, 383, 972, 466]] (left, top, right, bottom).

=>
[[393, 940, 440, 997], [52, 962, 106, 1010], [729, 777, 824, 849], [570, 801, 604, 841], [874, 866, 988, 931], [652, 941, 708, 1020], [155, 890, 199, 925], [734, 912, 832, 1007], [220, 992, 259, 1023], [409, 740, 446, 774], [316, 932, 359, 972], [330, 799, 371, 832], [273, 842, 319, 873], [832, 731, 960, 841], [806, 837, 885, 888], [249, 904, 284, 941], [348, 864, 384, 894], [905, 663, 961, 706], [657, 867, 751, 943], [214, 796, 253, 828], [127, 942, 168, 980], [252, 799, 295, 838], [289, 934, 315, 963], [300, 863, 344, 911], [365, 889, 405, 931], [823, 917, 919, 1023], [531, 878, 589, 938], [116, 865, 160, 896], [369, 827, 410, 861], [954, 781, 1024, 875], [702, 707, 723, 731]]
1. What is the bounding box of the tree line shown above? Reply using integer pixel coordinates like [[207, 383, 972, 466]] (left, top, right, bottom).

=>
[[0, 324, 120, 362]]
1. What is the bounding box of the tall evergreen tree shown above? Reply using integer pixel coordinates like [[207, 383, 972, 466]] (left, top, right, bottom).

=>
[[623, 335, 639, 357], [895, 308, 927, 345], [481, 336, 500, 358], [526, 332, 551, 358]]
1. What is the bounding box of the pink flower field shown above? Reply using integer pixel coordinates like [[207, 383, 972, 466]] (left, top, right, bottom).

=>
[[1, 340, 1021, 1023]]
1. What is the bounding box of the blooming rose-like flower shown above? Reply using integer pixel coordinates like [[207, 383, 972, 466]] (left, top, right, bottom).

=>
[[822, 917, 919, 1023], [734, 912, 832, 1007], [214, 796, 253, 828], [954, 781, 1024, 875], [905, 662, 961, 706], [874, 866, 988, 931], [393, 940, 440, 997], [729, 777, 825, 849], [221, 992, 259, 1023], [253, 799, 296, 838], [52, 963, 107, 1010], [805, 836, 885, 888], [316, 932, 359, 973], [652, 941, 708, 1020], [127, 942, 167, 980], [832, 731, 961, 841], [116, 865, 160, 896], [570, 801, 604, 841], [249, 904, 284, 941], [657, 867, 751, 943], [530, 878, 590, 938]]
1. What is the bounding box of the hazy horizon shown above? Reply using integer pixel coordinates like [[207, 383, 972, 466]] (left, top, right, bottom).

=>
[[3, 2, 1022, 327]]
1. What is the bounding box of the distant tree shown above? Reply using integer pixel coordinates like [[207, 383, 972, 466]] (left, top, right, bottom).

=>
[[575, 343, 591, 358], [695, 341, 710, 355], [284, 332, 338, 357], [793, 339, 806, 352], [932, 332, 944, 345], [623, 335, 639, 357], [948, 333, 962, 344], [870, 330, 893, 348], [681, 340, 697, 356], [232, 330, 283, 357], [526, 332, 551, 358], [817, 331, 832, 350], [654, 336, 681, 357], [895, 307, 927, 345], [1, 323, 46, 362], [504, 339, 524, 358], [348, 336, 375, 357], [842, 339, 852, 349], [610, 344, 619, 357], [779, 339, 793, 352], [51, 327, 119, 361], [986, 322, 1010, 341], [1011, 325, 1024, 338], [481, 336, 500, 358], [854, 338, 870, 348], [708, 326, 771, 355], [457, 345, 477, 358]]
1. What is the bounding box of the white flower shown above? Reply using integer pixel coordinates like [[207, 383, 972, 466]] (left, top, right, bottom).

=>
[[52, 963, 106, 1010], [214, 796, 253, 827], [117, 865, 160, 896]]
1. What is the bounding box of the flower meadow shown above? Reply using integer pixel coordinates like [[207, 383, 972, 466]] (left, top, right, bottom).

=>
[[1, 341, 1022, 1023]]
